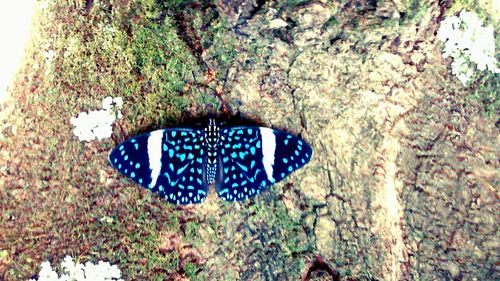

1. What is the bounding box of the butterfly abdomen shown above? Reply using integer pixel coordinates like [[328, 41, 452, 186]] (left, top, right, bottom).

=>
[[205, 119, 220, 184]]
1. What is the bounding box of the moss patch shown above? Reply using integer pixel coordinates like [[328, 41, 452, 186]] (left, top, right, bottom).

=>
[[0, 0, 209, 279]]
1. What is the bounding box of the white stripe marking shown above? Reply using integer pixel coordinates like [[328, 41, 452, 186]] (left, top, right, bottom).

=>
[[260, 127, 276, 182], [147, 130, 163, 187]]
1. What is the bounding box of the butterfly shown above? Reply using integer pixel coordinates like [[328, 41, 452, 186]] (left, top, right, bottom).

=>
[[108, 119, 312, 204]]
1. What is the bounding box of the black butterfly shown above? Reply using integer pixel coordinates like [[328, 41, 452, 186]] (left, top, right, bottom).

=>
[[109, 119, 312, 204]]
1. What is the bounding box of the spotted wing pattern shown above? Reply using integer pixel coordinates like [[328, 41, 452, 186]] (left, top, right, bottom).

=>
[[108, 128, 208, 204], [216, 127, 312, 202]]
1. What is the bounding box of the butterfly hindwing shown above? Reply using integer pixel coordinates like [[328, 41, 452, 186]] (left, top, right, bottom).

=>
[[267, 128, 312, 181], [216, 126, 312, 202], [109, 128, 208, 204]]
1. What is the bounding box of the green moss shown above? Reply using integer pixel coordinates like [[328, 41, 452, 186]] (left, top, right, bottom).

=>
[[0, 0, 211, 279], [468, 72, 500, 116], [183, 221, 201, 245], [129, 20, 197, 123], [184, 261, 201, 280], [247, 198, 312, 277], [447, 0, 498, 24], [322, 16, 338, 30], [277, 0, 311, 9], [399, 0, 430, 25], [380, 18, 400, 28], [201, 17, 237, 79]]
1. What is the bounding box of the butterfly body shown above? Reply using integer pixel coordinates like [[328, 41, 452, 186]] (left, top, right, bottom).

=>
[[204, 118, 220, 184], [109, 119, 312, 204]]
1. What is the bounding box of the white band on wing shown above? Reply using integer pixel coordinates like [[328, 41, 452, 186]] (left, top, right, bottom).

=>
[[259, 127, 276, 183], [147, 130, 163, 188]]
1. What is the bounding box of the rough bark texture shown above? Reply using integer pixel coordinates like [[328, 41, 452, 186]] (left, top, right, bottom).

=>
[[0, 1, 497, 280], [198, 1, 499, 280]]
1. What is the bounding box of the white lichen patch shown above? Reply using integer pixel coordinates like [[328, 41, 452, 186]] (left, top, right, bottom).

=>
[[268, 18, 287, 29], [437, 11, 498, 85], [29, 256, 123, 281], [70, 96, 123, 142]]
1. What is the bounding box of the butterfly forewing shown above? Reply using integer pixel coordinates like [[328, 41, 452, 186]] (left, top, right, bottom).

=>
[[216, 127, 312, 202], [109, 128, 208, 204]]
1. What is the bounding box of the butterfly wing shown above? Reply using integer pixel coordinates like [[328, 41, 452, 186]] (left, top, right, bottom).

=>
[[109, 128, 208, 204], [216, 126, 312, 202]]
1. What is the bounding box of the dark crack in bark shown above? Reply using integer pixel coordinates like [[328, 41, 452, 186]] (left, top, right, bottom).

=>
[[302, 255, 341, 281]]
